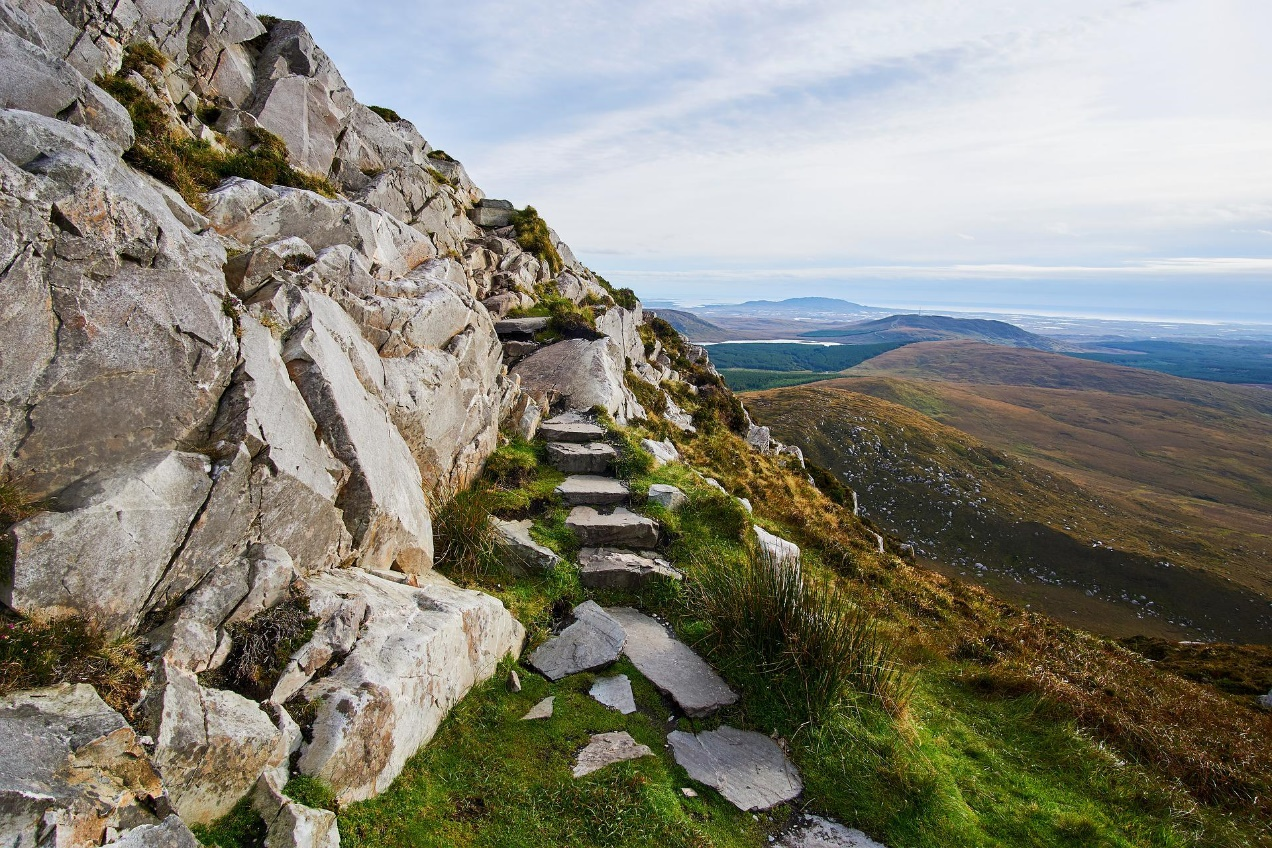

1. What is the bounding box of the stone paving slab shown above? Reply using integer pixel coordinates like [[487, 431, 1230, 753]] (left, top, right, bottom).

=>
[[547, 442, 616, 475], [579, 548, 680, 590], [526, 601, 626, 681], [521, 696, 554, 720], [494, 317, 549, 336], [667, 726, 802, 811], [555, 475, 630, 506], [572, 731, 653, 777], [604, 607, 736, 716], [540, 420, 607, 443], [777, 815, 888, 847], [589, 674, 637, 714], [566, 507, 660, 548]]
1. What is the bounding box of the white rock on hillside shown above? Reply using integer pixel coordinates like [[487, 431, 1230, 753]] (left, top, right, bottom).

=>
[[512, 337, 645, 424], [297, 569, 524, 803]]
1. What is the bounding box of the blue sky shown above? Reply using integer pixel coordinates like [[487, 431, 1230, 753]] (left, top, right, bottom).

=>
[[253, 0, 1272, 321]]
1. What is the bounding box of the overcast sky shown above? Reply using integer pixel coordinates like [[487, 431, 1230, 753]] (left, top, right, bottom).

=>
[[253, 0, 1272, 321]]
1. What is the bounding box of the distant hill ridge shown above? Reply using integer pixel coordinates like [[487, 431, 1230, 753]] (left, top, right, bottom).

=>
[[802, 314, 1073, 351]]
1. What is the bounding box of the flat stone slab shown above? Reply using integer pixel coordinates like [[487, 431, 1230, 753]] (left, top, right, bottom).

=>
[[589, 674, 637, 714], [540, 420, 607, 443], [521, 696, 555, 721], [572, 731, 653, 778], [605, 608, 736, 716], [555, 475, 630, 506], [567, 507, 660, 548], [526, 601, 626, 681], [667, 726, 803, 811], [777, 815, 888, 847], [647, 484, 687, 512], [547, 442, 617, 475], [495, 316, 549, 336], [492, 518, 561, 571], [579, 548, 681, 590]]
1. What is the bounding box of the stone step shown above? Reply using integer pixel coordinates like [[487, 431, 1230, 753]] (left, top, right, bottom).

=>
[[547, 442, 616, 475], [555, 475, 630, 506], [604, 607, 737, 716], [525, 601, 626, 681], [491, 518, 561, 571], [578, 547, 680, 589], [667, 726, 802, 811], [539, 419, 607, 443], [494, 316, 549, 338], [566, 507, 660, 548]]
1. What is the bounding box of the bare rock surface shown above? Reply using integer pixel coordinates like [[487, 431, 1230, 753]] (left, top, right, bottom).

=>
[[647, 484, 688, 512], [605, 608, 737, 716], [578, 548, 680, 590], [642, 439, 680, 466], [521, 696, 555, 721], [527, 601, 626, 681], [253, 774, 341, 848], [589, 675, 637, 714], [0, 684, 165, 848], [667, 726, 802, 811], [112, 816, 202, 848], [566, 507, 660, 548], [555, 475, 630, 506], [572, 731, 653, 778], [511, 337, 644, 424], [298, 569, 524, 803], [491, 518, 562, 571], [547, 442, 616, 475], [539, 418, 607, 443], [755, 526, 801, 569], [777, 815, 888, 848]]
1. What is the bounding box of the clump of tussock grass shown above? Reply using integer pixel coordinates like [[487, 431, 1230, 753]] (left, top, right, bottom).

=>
[[432, 485, 510, 582], [695, 548, 911, 726]]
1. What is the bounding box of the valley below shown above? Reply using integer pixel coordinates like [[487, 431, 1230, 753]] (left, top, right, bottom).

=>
[[745, 342, 1272, 644]]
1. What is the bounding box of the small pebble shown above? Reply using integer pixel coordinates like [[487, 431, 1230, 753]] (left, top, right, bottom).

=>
[[681, 787, 698, 798], [507, 669, 522, 692]]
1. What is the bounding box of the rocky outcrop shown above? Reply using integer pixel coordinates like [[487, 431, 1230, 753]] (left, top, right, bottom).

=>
[[296, 569, 524, 803], [512, 337, 645, 423]]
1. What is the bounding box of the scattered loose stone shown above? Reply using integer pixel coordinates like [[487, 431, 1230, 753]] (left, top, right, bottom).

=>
[[492, 518, 562, 571], [494, 316, 549, 337], [527, 601, 627, 681], [555, 475, 630, 506], [540, 419, 607, 443], [681, 787, 699, 798], [566, 507, 660, 548], [547, 442, 617, 475], [776, 815, 888, 847], [642, 438, 680, 466], [589, 674, 637, 714], [521, 697, 555, 721], [647, 484, 688, 512], [736, 497, 753, 513], [572, 731, 653, 778], [507, 669, 522, 692], [605, 608, 737, 716], [667, 726, 803, 811], [579, 548, 681, 590]]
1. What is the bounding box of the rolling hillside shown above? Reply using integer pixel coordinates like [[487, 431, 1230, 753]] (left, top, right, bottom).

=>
[[746, 384, 1272, 643], [801, 314, 1074, 351], [649, 309, 732, 342]]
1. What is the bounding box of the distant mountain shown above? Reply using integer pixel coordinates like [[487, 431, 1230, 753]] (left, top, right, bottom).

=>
[[699, 297, 874, 315], [648, 309, 732, 342], [801, 314, 1073, 351]]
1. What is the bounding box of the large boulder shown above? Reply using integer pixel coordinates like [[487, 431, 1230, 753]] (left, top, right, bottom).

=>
[[511, 337, 644, 424], [0, 684, 166, 848], [5, 451, 213, 634], [0, 110, 237, 499], [297, 569, 524, 802], [283, 291, 433, 573], [147, 661, 290, 825]]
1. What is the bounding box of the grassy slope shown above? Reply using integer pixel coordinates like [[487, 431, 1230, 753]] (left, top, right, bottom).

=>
[[832, 342, 1272, 597], [744, 384, 1272, 643]]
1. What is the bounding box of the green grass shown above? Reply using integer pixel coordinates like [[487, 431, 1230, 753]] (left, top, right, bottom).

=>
[[511, 207, 563, 275], [190, 797, 266, 848], [368, 105, 402, 123], [719, 369, 841, 392]]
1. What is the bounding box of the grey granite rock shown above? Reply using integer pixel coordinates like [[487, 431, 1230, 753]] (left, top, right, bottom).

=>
[[605, 608, 736, 716], [555, 475, 630, 506], [589, 675, 637, 714], [521, 696, 555, 721], [526, 601, 626, 681], [566, 507, 660, 548], [547, 442, 617, 475], [777, 815, 888, 848], [641, 438, 680, 467], [578, 548, 680, 590], [667, 726, 802, 811], [647, 484, 688, 512], [492, 518, 562, 572], [572, 731, 653, 778], [539, 419, 607, 443]]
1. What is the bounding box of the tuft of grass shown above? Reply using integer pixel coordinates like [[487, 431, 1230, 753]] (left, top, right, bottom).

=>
[[201, 591, 317, 701], [511, 206, 563, 275], [0, 612, 147, 722], [368, 105, 402, 123], [432, 485, 510, 581], [98, 57, 337, 206], [695, 548, 912, 725], [190, 796, 266, 848], [624, 372, 667, 417], [481, 438, 565, 519], [427, 149, 456, 162], [119, 41, 167, 75], [284, 775, 339, 812]]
